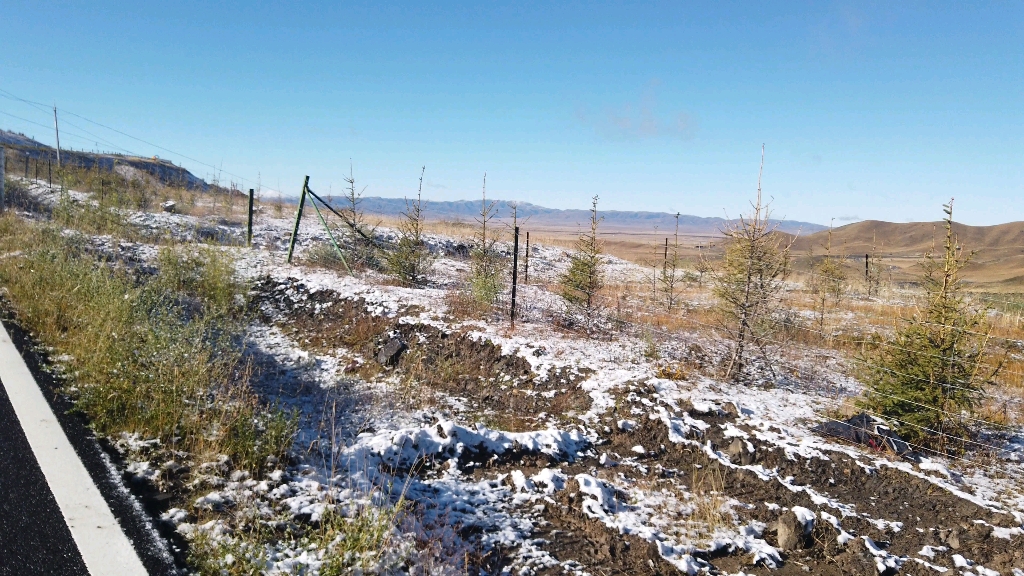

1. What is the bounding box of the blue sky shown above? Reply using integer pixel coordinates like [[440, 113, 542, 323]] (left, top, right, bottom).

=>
[[1, 2, 1022, 225]]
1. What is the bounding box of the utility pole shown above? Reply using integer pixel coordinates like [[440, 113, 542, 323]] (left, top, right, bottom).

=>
[[53, 106, 62, 168]]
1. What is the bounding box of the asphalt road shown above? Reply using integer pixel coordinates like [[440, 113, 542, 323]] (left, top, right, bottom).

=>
[[0, 377, 89, 576], [0, 318, 184, 575]]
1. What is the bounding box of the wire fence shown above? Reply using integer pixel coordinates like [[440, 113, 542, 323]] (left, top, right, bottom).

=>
[[4, 84, 1022, 474]]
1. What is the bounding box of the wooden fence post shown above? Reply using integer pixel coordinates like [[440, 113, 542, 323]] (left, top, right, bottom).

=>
[[511, 226, 520, 329], [24, 153, 29, 178], [286, 176, 310, 263], [247, 188, 255, 247]]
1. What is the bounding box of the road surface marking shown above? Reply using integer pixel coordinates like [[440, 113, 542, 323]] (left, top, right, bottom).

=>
[[0, 321, 148, 576]]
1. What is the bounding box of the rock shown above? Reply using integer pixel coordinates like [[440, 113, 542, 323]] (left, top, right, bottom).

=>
[[161, 200, 176, 213], [940, 528, 961, 550], [776, 508, 815, 550], [727, 437, 756, 465], [967, 523, 992, 541], [377, 338, 407, 366], [836, 538, 888, 575]]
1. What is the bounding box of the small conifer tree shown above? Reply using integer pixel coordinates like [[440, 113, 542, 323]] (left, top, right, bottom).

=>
[[468, 174, 506, 304], [385, 167, 433, 286], [560, 196, 604, 332], [340, 163, 379, 268], [658, 213, 684, 310], [865, 234, 885, 297], [807, 224, 848, 339], [860, 200, 1000, 446], [708, 147, 793, 380]]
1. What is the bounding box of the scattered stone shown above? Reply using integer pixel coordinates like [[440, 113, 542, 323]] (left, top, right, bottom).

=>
[[726, 437, 756, 465], [838, 538, 889, 575], [776, 508, 815, 550], [161, 200, 176, 213], [377, 338, 407, 366]]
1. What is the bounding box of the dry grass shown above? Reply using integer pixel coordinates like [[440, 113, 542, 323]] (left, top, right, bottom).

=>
[[0, 215, 294, 472]]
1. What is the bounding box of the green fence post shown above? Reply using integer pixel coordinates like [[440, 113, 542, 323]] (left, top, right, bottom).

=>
[[286, 176, 310, 263]]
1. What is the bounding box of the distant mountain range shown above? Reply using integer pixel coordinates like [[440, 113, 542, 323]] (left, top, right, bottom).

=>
[[2, 126, 824, 235], [357, 197, 827, 235]]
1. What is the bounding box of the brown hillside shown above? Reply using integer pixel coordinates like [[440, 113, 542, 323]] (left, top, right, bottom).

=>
[[792, 220, 1024, 289]]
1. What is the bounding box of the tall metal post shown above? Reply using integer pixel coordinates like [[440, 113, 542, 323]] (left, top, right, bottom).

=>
[[286, 176, 310, 263], [247, 188, 255, 247], [511, 226, 520, 329], [523, 231, 530, 284]]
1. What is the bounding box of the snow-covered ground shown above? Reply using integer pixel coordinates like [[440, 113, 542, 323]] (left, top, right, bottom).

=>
[[9, 178, 1024, 575]]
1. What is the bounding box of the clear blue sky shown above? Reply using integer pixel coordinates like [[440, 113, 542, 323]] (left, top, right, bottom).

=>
[[1, 2, 1021, 225]]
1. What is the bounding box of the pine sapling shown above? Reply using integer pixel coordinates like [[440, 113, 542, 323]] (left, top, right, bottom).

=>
[[559, 195, 605, 333], [340, 163, 380, 268], [807, 223, 848, 339], [860, 200, 1001, 447], [865, 234, 886, 297], [385, 167, 434, 287], [468, 173, 506, 304], [658, 212, 684, 310], [709, 146, 793, 380]]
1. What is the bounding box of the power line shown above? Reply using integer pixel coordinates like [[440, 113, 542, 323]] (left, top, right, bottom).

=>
[[0, 86, 290, 196], [0, 109, 132, 154]]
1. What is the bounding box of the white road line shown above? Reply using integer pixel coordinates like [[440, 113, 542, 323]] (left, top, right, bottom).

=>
[[0, 321, 148, 576]]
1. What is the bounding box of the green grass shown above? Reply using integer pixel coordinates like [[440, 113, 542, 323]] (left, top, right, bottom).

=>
[[0, 215, 294, 473]]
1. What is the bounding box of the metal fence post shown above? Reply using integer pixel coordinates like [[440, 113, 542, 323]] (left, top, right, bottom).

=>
[[511, 226, 520, 329], [523, 231, 529, 284], [286, 176, 310, 263], [247, 188, 255, 247]]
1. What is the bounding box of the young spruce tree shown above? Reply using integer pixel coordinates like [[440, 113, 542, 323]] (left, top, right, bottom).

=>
[[860, 200, 999, 446], [707, 147, 793, 380], [807, 224, 848, 339], [385, 167, 433, 287], [560, 195, 604, 332], [340, 163, 379, 268], [468, 173, 506, 304], [658, 212, 684, 310]]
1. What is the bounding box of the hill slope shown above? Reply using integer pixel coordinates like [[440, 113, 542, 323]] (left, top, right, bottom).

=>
[[1, 129, 207, 189], [794, 220, 1024, 287]]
